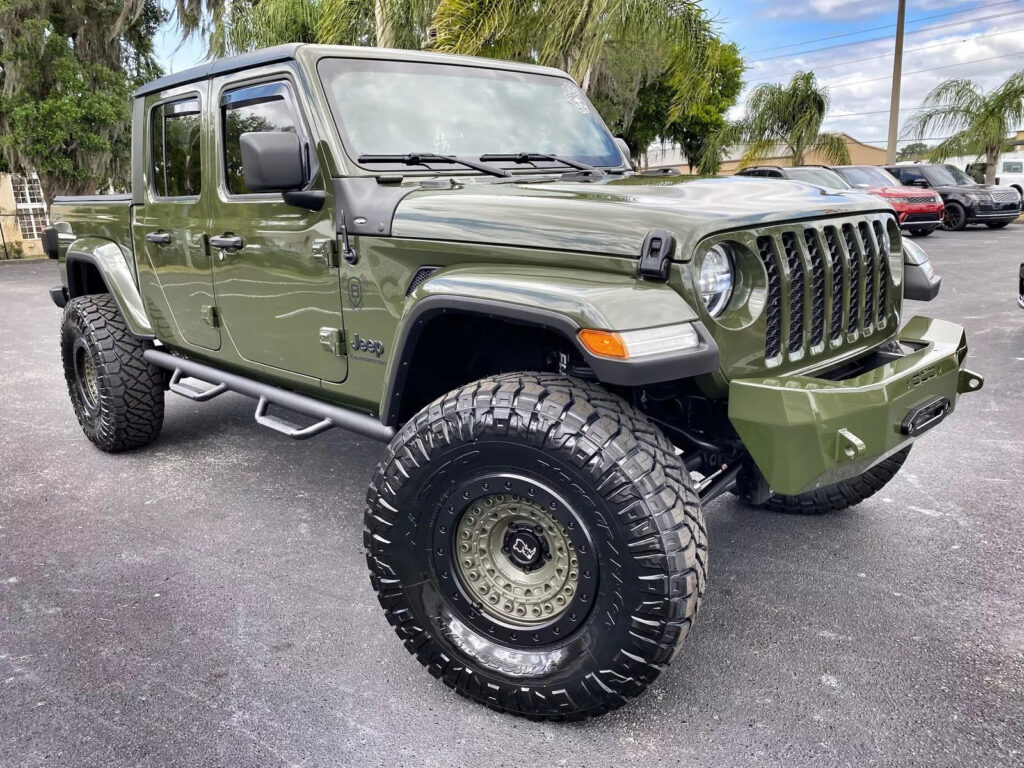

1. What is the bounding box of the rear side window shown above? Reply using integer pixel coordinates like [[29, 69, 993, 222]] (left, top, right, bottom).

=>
[[151, 98, 202, 198], [221, 81, 309, 195], [898, 167, 925, 184], [1004, 161, 1023, 173]]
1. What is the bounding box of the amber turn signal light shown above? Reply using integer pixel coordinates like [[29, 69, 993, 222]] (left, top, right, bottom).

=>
[[578, 329, 628, 359]]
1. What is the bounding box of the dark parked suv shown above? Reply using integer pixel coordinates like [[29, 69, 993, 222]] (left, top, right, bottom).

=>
[[884, 163, 1020, 231]]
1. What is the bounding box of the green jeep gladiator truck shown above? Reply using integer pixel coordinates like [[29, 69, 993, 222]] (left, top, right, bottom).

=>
[[44, 44, 982, 721]]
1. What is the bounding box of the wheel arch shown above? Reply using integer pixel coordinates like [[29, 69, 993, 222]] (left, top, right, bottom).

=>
[[380, 265, 719, 426], [64, 239, 154, 338]]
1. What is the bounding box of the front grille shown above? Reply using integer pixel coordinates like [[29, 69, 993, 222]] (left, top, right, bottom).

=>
[[757, 216, 895, 367], [906, 196, 936, 204], [756, 236, 783, 360], [858, 222, 876, 331], [803, 230, 826, 347], [781, 232, 805, 354], [991, 189, 1020, 204], [903, 212, 941, 223]]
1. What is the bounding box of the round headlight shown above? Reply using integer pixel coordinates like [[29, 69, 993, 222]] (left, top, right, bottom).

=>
[[699, 244, 735, 317]]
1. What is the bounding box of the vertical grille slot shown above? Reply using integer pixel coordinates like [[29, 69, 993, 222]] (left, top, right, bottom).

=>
[[756, 236, 783, 361], [858, 222, 876, 332], [823, 226, 845, 341], [872, 220, 889, 325], [841, 224, 860, 333], [781, 232, 805, 354], [803, 229, 827, 347]]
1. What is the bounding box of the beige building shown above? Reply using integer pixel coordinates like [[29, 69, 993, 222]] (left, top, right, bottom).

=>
[[644, 133, 888, 175], [0, 173, 48, 259]]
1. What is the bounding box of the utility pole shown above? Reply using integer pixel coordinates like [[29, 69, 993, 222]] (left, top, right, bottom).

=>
[[885, 0, 907, 164]]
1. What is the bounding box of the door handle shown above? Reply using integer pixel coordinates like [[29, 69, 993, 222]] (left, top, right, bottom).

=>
[[209, 234, 244, 251], [145, 231, 171, 245]]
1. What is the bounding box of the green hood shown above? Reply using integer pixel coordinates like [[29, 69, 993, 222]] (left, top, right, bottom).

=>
[[391, 175, 893, 260]]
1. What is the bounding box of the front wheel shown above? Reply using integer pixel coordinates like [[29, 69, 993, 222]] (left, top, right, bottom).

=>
[[943, 202, 968, 231], [909, 228, 933, 237], [985, 221, 1011, 229], [365, 373, 707, 720]]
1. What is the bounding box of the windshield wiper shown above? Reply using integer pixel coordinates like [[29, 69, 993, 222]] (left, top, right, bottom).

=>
[[480, 152, 598, 172], [357, 153, 511, 178]]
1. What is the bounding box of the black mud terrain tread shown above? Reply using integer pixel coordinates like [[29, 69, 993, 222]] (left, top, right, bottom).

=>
[[364, 372, 707, 721], [61, 294, 164, 452], [755, 447, 911, 514]]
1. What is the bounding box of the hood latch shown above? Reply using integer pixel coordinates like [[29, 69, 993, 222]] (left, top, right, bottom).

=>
[[637, 228, 675, 281]]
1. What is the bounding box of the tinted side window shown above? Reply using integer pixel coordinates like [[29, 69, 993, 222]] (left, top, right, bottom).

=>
[[899, 167, 925, 184], [151, 98, 202, 198], [221, 82, 306, 195]]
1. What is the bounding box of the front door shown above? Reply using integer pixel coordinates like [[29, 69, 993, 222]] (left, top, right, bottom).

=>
[[208, 76, 346, 383], [133, 86, 220, 350]]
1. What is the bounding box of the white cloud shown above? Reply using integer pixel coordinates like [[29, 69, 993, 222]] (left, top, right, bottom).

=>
[[763, 0, 969, 20], [737, 12, 1024, 147]]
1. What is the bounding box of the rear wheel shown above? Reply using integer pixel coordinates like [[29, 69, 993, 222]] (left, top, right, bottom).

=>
[[943, 202, 968, 231], [60, 295, 164, 452], [741, 447, 911, 515], [365, 372, 707, 720]]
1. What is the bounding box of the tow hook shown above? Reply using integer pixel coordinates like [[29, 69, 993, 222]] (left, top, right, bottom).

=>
[[957, 369, 984, 394]]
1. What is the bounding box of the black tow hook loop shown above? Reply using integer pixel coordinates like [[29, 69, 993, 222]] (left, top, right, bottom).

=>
[[638, 228, 675, 281]]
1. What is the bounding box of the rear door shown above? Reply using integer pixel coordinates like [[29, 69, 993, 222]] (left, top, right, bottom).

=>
[[207, 72, 347, 383], [132, 83, 220, 350]]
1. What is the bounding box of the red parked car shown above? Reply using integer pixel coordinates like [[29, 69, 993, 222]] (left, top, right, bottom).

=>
[[831, 165, 944, 237]]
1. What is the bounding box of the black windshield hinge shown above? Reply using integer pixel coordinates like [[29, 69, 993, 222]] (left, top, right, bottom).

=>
[[637, 228, 676, 281]]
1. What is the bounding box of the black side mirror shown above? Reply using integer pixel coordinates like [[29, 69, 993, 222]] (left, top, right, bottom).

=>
[[910, 178, 929, 188], [239, 131, 305, 192]]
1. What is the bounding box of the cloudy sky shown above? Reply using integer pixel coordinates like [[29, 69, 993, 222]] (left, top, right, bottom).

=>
[[154, 0, 1024, 150], [704, 0, 1024, 148]]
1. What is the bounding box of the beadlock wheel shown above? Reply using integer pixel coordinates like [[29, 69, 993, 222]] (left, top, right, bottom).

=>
[[437, 475, 598, 646]]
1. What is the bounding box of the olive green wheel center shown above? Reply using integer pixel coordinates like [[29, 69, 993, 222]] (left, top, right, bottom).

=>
[[454, 494, 579, 627], [76, 346, 99, 408]]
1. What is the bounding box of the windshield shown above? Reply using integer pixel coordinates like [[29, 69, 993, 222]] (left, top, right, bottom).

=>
[[835, 166, 899, 188], [318, 58, 622, 170], [786, 167, 852, 189], [922, 164, 976, 186]]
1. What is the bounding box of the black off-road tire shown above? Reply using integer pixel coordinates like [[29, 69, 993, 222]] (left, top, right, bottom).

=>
[[60, 294, 164, 452], [364, 372, 707, 720], [909, 228, 933, 237], [943, 202, 968, 231], [746, 447, 911, 515]]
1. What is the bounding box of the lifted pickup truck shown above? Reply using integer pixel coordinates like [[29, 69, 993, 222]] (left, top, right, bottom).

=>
[[45, 44, 982, 721]]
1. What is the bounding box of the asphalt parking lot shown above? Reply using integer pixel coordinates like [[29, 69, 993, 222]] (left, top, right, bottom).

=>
[[2, 225, 1022, 768]]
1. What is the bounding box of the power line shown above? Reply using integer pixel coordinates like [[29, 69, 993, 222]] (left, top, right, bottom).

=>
[[749, 7, 1024, 63], [744, 0, 1021, 55], [827, 48, 1024, 89], [747, 26, 1024, 86]]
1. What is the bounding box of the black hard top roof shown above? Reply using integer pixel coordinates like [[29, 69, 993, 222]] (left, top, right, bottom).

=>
[[134, 43, 302, 98]]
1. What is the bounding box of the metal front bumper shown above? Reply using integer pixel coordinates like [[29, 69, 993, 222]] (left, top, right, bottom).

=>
[[728, 316, 983, 496]]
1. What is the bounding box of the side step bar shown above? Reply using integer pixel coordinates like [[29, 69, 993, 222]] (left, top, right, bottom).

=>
[[144, 349, 395, 443]]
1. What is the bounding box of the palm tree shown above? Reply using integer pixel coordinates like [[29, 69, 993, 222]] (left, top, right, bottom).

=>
[[902, 70, 1024, 185], [131, 0, 714, 116], [429, 0, 711, 100], [700, 71, 849, 172]]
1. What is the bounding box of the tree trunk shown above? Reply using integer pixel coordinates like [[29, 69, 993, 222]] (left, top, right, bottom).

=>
[[985, 145, 999, 185], [374, 0, 395, 48], [40, 172, 96, 208]]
